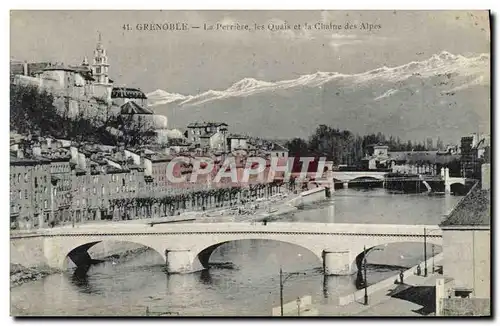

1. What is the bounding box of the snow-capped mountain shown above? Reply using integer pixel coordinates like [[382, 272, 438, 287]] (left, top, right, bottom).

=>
[[148, 51, 490, 142], [146, 89, 193, 106], [148, 51, 489, 107]]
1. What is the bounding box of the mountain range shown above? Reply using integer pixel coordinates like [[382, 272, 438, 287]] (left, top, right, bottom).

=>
[[147, 51, 490, 143]]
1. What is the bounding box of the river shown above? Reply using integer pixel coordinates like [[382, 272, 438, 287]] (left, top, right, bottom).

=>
[[11, 188, 461, 316]]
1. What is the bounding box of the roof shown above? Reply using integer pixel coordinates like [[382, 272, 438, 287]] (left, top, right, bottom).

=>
[[270, 142, 288, 151], [199, 132, 217, 138], [10, 62, 52, 76], [187, 122, 228, 128], [10, 156, 50, 166], [112, 87, 147, 99], [120, 101, 154, 115], [37, 65, 95, 81], [440, 186, 490, 227], [228, 134, 247, 139]]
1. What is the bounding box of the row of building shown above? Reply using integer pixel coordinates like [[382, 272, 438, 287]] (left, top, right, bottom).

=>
[[10, 127, 290, 230], [359, 134, 490, 177]]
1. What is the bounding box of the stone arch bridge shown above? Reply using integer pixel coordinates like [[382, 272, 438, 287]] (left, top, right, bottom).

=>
[[12, 222, 442, 276]]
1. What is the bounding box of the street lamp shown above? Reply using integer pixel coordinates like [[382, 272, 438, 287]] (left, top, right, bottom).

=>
[[279, 268, 306, 316], [423, 228, 427, 277], [363, 245, 385, 305], [423, 228, 440, 277], [363, 246, 368, 305]]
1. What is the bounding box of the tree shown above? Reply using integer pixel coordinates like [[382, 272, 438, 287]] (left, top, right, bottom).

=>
[[106, 113, 157, 147], [286, 138, 310, 157], [10, 83, 119, 144]]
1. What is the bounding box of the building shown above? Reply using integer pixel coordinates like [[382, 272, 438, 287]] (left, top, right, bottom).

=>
[[436, 176, 491, 315], [460, 133, 490, 178], [199, 131, 226, 151], [112, 87, 148, 108], [227, 134, 248, 152], [10, 156, 52, 230], [91, 32, 112, 88], [11, 33, 114, 119], [116, 95, 169, 144], [361, 144, 389, 170], [187, 122, 228, 144], [48, 155, 73, 226], [268, 142, 289, 158]]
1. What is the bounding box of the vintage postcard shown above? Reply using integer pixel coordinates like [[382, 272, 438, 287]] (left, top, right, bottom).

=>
[[10, 10, 490, 317]]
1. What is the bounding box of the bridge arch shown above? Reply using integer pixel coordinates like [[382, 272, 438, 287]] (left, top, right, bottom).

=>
[[191, 238, 323, 271], [60, 238, 166, 270], [349, 240, 443, 275]]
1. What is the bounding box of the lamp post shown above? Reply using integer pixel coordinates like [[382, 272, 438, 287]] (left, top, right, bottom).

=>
[[363, 246, 368, 305], [279, 268, 306, 316], [423, 228, 440, 277], [362, 245, 384, 306], [423, 228, 427, 277]]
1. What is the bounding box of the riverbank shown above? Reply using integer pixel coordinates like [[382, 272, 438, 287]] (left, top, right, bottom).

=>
[[320, 253, 443, 316], [10, 263, 60, 288]]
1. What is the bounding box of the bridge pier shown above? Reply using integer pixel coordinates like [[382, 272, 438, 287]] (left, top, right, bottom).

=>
[[322, 250, 356, 276], [343, 182, 349, 189], [165, 249, 197, 274]]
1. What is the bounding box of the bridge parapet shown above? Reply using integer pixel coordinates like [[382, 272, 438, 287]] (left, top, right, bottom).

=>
[[31, 222, 442, 237]]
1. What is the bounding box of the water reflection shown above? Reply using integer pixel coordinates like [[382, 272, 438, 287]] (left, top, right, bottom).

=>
[[199, 269, 212, 285], [70, 266, 95, 294]]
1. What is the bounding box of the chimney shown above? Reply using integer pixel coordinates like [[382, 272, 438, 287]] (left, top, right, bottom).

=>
[[70, 146, 79, 163], [32, 145, 42, 157], [78, 153, 87, 170], [23, 61, 28, 76]]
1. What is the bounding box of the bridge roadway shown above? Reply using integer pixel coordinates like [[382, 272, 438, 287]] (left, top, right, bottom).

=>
[[11, 222, 442, 276]]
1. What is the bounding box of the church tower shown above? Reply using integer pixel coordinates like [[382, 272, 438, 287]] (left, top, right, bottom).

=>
[[92, 32, 111, 85]]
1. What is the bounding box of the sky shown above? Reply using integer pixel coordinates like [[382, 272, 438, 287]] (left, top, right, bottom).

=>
[[10, 10, 490, 95]]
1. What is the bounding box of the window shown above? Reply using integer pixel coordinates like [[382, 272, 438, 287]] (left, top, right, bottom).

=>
[[122, 178, 125, 187], [34, 177, 38, 188], [101, 186, 105, 195], [24, 173, 28, 182], [76, 199, 80, 207], [44, 187, 47, 194], [93, 187, 96, 195], [44, 200, 48, 209], [24, 190, 28, 199], [82, 199, 87, 207], [17, 174, 20, 183]]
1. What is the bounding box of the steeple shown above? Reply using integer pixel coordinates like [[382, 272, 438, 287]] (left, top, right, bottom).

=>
[[82, 56, 89, 67], [92, 31, 110, 85]]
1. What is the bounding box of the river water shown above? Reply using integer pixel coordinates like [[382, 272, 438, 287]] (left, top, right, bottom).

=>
[[11, 188, 461, 316]]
